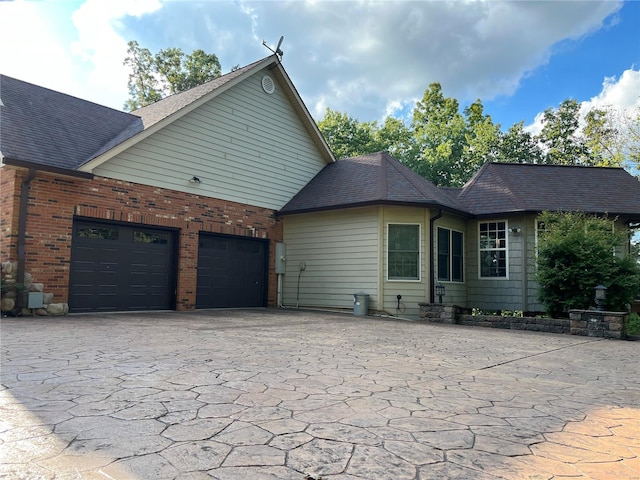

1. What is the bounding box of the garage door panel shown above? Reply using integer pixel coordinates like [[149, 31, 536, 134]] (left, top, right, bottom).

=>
[[69, 221, 176, 313], [196, 234, 267, 309]]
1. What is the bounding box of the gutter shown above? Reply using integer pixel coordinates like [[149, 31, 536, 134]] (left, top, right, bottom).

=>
[[16, 168, 36, 311], [429, 209, 443, 303]]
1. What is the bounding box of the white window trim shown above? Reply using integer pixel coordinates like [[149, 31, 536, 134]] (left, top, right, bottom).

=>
[[478, 220, 509, 280], [386, 223, 421, 282], [437, 226, 465, 283]]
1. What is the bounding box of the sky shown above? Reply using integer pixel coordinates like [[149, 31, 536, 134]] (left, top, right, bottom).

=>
[[0, 0, 638, 134]]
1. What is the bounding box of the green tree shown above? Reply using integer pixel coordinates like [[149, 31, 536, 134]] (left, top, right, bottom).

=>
[[537, 99, 590, 165], [536, 212, 640, 317], [462, 100, 501, 174], [317, 108, 384, 159], [582, 108, 624, 167], [124, 40, 221, 111], [410, 83, 468, 186], [495, 121, 543, 164]]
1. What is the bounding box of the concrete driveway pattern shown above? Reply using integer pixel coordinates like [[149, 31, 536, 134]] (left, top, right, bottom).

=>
[[1, 309, 638, 480]]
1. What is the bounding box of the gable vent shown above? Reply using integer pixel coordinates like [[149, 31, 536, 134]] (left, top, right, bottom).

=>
[[261, 75, 275, 94]]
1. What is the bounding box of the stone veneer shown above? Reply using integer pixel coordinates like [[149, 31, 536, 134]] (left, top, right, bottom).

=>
[[1, 261, 68, 316], [569, 310, 627, 340], [418, 303, 627, 339]]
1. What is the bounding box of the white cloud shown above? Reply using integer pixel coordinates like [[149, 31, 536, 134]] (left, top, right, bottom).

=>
[[0, 0, 630, 123], [526, 68, 640, 136], [0, 0, 162, 109]]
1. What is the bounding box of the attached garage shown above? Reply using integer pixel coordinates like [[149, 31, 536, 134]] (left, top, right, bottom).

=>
[[69, 220, 177, 313], [197, 233, 268, 309]]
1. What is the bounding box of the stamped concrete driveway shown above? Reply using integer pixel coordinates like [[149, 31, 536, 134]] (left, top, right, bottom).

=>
[[1, 309, 639, 480]]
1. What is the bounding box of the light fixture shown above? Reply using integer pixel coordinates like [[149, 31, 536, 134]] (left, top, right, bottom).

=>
[[509, 227, 521, 234], [189, 176, 201, 184], [594, 285, 607, 311], [435, 283, 445, 304]]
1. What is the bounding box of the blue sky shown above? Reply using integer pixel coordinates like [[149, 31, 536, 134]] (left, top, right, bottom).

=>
[[0, 0, 638, 134]]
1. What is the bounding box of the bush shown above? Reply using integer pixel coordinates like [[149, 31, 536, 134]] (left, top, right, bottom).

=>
[[537, 212, 640, 317], [627, 313, 640, 336]]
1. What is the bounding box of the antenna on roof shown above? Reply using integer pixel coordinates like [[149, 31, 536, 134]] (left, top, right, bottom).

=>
[[262, 36, 284, 60]]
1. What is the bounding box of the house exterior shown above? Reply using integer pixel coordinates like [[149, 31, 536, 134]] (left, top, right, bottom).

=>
[[278, 152, 640, 318], [0, 55, 334, 314], [2, 60, 639, 318]]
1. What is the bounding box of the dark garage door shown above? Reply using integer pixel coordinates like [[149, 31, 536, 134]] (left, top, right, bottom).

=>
[[69, 221, 176, 313], [197, 234, 267, 308]]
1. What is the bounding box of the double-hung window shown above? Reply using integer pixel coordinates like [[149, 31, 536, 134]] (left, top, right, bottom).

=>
[[388, 224, 420, 280], [479, 221, 507, 278], [437, 227, 464, 282]]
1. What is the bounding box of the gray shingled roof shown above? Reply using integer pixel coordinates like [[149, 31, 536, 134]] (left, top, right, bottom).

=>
[[0, 74, 139, 170], [279, 155, 640, 220], [458, 162, 640, 219], [1, 58, 273, 169], [279, 151, 469, 215]]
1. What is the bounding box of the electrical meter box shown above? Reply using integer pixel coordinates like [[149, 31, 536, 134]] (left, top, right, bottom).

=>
[[275, 242, 286, 274]]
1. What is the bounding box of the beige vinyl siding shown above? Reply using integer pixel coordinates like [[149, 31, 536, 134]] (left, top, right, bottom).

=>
[[94, 68, 328, 210], [381, 206, 429, 319], [433, 215, 467, 307], [282, 208, 379, 311]]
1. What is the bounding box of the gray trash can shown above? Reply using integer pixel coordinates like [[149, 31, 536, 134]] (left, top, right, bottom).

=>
[[353, 292, 369, 316]]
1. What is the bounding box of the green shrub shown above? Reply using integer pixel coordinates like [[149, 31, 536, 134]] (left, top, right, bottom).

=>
[[537, 212, 640, 318], [627, 313, 640, 336]]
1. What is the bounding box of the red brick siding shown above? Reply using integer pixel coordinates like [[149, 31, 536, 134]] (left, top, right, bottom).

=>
[[0, 168, 21, 264], [2, 167, 283, 310]]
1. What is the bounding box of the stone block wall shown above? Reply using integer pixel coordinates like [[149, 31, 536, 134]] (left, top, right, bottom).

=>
[[418, 303, 627, 339], [569, 310, 627, 340]]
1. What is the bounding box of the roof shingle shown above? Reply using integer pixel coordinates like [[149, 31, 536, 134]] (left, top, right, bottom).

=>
[[279, 151, 468, 215], [458, 162, 640, 218]]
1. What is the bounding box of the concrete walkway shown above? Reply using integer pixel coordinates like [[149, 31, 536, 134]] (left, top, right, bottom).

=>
[[1, 309, 638, 479]]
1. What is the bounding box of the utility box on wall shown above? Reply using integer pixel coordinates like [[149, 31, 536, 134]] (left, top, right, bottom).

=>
[[28, 292, 44, 309], [275, 242, 286, 274]]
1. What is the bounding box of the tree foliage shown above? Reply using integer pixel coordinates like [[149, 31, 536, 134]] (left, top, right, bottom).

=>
[[124, 40, 221, 111], [317, 85, 638, 187], [536, 212, 640, 317]]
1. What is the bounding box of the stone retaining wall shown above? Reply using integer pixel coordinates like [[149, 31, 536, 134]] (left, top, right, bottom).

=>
[[457, 314, 570, 334], [1, 261, 68, 316], [569, 310, 626, 340], [418, 303, 627, 339]]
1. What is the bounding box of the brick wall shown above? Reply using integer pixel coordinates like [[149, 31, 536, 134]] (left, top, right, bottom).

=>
[[1, 167, 283, 310]]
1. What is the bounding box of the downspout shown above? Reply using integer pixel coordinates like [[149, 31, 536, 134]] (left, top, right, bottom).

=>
[[16, 168, 36, 307], [429, 209, 443, 303]]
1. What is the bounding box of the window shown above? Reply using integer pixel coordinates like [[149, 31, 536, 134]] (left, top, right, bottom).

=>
[[388, 224, 420, 280], [134, 231, 169, 244], [479, 221, 507, 278], [77, 226, 118, 240], [437, 227, 464, 282]]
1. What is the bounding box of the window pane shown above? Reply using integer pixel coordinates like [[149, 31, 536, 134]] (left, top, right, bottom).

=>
[[388, 224, 419, 280], [479, 221, 507, 278], [77, 226, 118, 240], [133, 231, 168, 244], [480, 251, 506, 277], [437, 228, 450, 281], [452, 231, 463, 282]]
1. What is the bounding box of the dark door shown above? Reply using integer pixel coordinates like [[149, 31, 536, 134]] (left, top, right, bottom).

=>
[[69, 221, 176, 313], [196, 233, 268, 308]]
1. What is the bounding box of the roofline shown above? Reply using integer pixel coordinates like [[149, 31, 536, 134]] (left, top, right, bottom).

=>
[[277, 200, 470, 217], [268, 60, 335, 164], [2, 157, 94, 179], [78, 55, 334, 172], [472, 209, 640, 222]]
